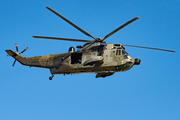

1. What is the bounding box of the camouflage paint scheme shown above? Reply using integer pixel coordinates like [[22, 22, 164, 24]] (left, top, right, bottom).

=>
[[6, 42, 139, 78]]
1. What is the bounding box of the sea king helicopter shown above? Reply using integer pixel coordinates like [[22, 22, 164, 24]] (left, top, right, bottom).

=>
[[6, 7, 175, 80]]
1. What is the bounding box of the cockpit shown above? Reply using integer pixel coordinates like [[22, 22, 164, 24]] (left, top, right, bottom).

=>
[[113, 44, 129, 59], [115, 49, 129, 55]]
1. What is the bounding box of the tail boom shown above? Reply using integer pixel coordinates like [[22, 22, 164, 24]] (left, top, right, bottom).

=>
[[5, 49, 60, 68]]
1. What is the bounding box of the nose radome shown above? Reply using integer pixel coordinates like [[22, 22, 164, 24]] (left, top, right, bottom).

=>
[[134, 59, 141, 65]]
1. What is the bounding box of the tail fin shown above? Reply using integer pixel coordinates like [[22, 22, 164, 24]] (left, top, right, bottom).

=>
[[6, 50, 17, 56], [5, 50, 25, 66]]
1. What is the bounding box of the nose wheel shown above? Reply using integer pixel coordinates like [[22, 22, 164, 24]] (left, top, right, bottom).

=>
[[49, 74, 54, 80]]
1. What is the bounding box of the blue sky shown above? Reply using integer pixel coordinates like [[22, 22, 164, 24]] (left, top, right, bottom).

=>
[[1, 0, 179, 120]]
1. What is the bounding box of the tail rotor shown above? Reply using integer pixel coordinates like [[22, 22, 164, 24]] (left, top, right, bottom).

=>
[[7, 44, 28, 66]]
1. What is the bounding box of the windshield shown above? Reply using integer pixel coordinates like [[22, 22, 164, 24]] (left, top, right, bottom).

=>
[[122, 50, 128, 55]]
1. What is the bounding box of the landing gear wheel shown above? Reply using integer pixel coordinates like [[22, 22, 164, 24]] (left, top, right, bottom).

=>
[[49, 77, 53, 80], [49, 74, 54, 80]]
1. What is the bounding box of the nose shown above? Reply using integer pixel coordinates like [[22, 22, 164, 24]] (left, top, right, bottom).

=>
[[134, 59, 141, 65]]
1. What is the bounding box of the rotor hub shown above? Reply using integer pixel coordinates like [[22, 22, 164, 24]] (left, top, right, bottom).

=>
[[95, 38, 103, 42]]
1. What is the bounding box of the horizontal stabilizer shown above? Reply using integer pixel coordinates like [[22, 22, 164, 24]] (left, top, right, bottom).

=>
[[5, 50, 17, 56]]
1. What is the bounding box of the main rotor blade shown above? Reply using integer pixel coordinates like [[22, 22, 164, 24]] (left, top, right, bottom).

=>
[[103, 17, 140, 40], [46, 7, 96, 40], [32, 36, 93, 42], [123, 44, 175, 53]]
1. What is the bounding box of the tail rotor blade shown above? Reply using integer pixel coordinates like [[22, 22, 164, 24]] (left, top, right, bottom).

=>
[[12, 60, 17, 66], [19, 47, 28, 54], [7, 44, 18, 56], [15, 44, 18, 52]]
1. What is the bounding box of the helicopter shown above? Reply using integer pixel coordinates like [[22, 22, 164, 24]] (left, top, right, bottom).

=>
[[5, 7, 175, 80]]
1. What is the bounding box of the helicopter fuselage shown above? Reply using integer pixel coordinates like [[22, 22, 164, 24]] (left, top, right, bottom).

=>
[[6, 43, 140, 78], [50, 44, 136, 74]]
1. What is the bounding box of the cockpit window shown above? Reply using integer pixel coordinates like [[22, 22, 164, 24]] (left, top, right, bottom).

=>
[[119, 50, 121, 55], [122, 50, 125, 55], [125, 51, 128, 55], [116, 50, 118, 55], [122, 50, 128, 55], [116, 50, 121, 55], [124, 55, 127, 59]]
